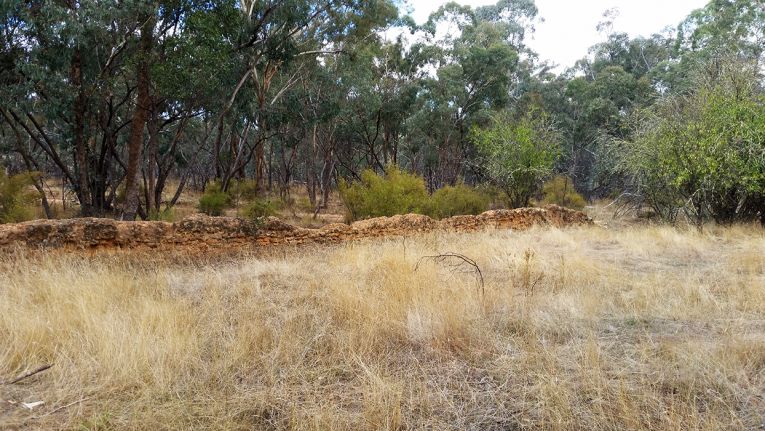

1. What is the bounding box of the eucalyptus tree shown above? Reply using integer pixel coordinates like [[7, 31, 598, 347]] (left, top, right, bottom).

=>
[[220, 0, 398, 194], [677, 0, 765, 66], [0, 0, 242, 218], [409, 0, 539, 189], [0, 0, 397, 218], [1, 0, 139, 216]]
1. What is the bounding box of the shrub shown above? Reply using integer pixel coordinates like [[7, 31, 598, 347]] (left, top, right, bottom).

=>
[[471, 110, 560, 208], [295, 196, 315, 213], [427, 184, 490, 219], [148, 207, 176, 222], [339, 166, 429, 222], [541, 176, 587, 210], [339, 167, 491, 221], [228, 179, 260, 204], [611, 59, 765, 226], [114, 182, 147, 206], [0, 170, 40, 223], [243, 198, 279, 220], [198, 182, 230, 216]]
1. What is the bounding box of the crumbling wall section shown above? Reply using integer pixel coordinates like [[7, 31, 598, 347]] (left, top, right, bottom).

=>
[[0, 205, 592, 251]]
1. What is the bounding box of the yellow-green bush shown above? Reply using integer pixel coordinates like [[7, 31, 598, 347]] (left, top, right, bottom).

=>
[[198, 182, 230, 216], [0, 170, 40, 223], [228, 179, 260, 204], [295, 196, 315, 213], [339, 166, 429, 222], [339, 167, 490, 221], [148, 207, 176, 222], [427, 184, 490, 219], [541, 175, 587, 210], [243, 198, 279, 220]]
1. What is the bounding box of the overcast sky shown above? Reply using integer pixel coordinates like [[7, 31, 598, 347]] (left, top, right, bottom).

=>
[[407, 0, 709, 70]]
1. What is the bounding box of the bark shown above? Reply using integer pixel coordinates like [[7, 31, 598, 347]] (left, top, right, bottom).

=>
[[71, 47, 92, 215], [2, 109, 53, 218], [123, 12, 154, 221], [256, 124, 266, 192], [319, 156, 335, 209], [307, 124, 318, 207], [213, 118, 224, 179], [146, 112, 159, 214]]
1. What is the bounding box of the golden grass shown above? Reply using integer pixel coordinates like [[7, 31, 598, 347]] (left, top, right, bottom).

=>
[[1, 225, 764, 430]]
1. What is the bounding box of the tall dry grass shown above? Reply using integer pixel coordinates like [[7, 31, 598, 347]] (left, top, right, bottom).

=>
[[1, 225, 764, 430]]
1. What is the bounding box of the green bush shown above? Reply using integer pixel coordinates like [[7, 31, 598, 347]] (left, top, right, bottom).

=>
[[427, 184, 490, 219], [0, 170, 40, 223], [148, 207, 176, 222], [339, 166, 429, 222], [541, 176, 587, 210], [228, 179, 260, 204], [198, 182, 230, 216], [242, 198, 279, 220], [339, 167, 491, 221], [470, 110, 560, 208], [612, 61, 765, 226], [295, 196, 315, 213]]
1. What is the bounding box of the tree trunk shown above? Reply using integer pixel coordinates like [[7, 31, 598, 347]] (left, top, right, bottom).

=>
[[256, 132, 266, 193], [213, 119, 224, 179], [123, 12, 154, 221], [3, 109, 53, 218], [319, 153, 334, 209], [71, 48, 92, 216], [307, 124, 318, 207], [146, 112, 159, 214]]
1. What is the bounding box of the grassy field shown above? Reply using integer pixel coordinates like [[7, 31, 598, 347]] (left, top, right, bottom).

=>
[[1, 224, 764, 430]]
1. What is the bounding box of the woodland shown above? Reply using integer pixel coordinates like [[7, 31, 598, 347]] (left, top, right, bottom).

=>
[[1, 0, 763, 224]]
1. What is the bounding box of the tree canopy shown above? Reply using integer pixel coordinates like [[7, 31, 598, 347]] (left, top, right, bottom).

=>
[[0, 0, 763, 224]]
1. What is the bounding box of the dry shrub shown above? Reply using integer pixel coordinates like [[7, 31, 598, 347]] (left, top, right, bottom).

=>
[[427, 184, 490, 219]]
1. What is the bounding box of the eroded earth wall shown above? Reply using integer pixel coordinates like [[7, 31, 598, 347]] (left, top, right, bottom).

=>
[[0, 205, 592, 252]]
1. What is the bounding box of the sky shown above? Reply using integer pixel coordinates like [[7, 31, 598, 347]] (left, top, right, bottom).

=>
[[407, 0, 710, 70]]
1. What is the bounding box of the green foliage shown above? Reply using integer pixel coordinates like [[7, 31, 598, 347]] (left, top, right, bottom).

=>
[[614, 61, 765, 225], [339, 167, 490, 221], [427, 184, 490, 219], [471, 111, 560, 208], [295, 196, 315, 213], [541, 176, 587, 210], [227, 179, 260, 203], [198, 182, 230, 216], [2, 0, 764, 222], [147, 207, 176, 222], [242, 198, 279, 221], [0, 170, 40, 223], [339, 166, 430, 222]]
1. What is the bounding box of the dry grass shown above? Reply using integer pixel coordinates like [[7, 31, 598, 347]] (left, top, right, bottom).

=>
[[1, 225, 764, 430]]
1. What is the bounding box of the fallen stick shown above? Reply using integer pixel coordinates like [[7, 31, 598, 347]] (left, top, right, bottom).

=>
[[33, 396, 91, 419], [3, 364, 53, 385]]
